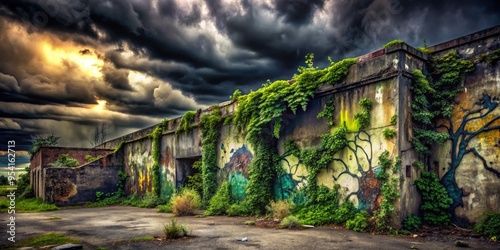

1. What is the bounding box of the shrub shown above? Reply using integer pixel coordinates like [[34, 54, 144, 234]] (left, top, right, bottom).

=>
[[157, 203, 173, 213], [163, 219, 188, 239], [295, 186, 356, 226], [266, 200, 293, 220], [414, 172, 452, 226], [171, 188, 201, 216], [205, 182, 231, 215], [280, 215, 302, 229], [227, 203, 251, 216], [474, 212, 500, 239], [346, 210, 370, 232], [48, 154, 79, 167], [138, 191, 164, 208], [402, 214, 422, 232]]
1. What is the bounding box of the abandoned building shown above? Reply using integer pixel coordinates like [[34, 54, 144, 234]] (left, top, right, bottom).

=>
[[30, 25, 500, 227]]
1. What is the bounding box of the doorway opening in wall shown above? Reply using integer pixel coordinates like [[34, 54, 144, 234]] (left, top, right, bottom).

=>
[[175, 156, 202, 197]]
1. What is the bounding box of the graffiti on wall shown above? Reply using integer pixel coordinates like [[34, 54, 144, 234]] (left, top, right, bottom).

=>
[[438, 93, 500, 215], [160, 147, 175, 200], [275, 129, 389, 212], [219, 145, 253, 201], [125, 140, 154, 196]]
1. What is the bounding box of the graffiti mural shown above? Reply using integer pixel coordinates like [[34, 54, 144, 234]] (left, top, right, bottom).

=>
[[219, 145, 253, 201], [124, 140, 154, 196], [276, 129, 390, 212], [438, 94, 500, 216]]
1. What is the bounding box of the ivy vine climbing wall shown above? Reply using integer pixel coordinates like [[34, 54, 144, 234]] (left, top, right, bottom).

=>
[[276, 79, 400, 213]]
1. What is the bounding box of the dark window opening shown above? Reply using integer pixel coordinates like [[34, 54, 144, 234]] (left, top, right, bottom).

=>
[[175, 156, 201, 189]]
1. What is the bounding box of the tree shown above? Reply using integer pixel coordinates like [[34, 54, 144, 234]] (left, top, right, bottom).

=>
[[438, 94, 500, 212], [29, 134, 59, 155]]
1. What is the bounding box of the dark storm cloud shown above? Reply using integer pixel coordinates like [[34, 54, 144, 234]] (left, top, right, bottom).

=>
[[274, 0, 326, 25], [0, 129, 34, 151], [0, 0, 499, 150]]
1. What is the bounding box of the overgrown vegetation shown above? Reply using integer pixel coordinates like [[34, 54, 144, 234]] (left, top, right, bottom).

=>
[[16, 166, 34, 199], [151, 119, 169, 197], [0, 198, 58, 213], [228, 54, 356, 214], [205, 181, 231, 215], [176, 111, 196, 137], [411, 51, 474, 158], [266, 200, 293, 220], [354, 98, 372, 129], [402, 214, 422, 232], [346, 210, 370, 232], [382, 39, 404, 49], [279, 215, 302, 229], [382, 128, 396, 139], [473, 212, 500, 240], [390, 114, 397, 125], [374, 151, 400, 232], [414, 171, 452, 226], [87, 170, 130, 207], [317, 97, 335, 126], [478, 49, 500, 66], [29, 134, 59, 155], [48, 154, 80, 168], [170, 188, 201, 216], [163, 219, 188, 239], [85, 154, 102, 162], [230, 89, 242, 101], [200, 106, 223, 204], [185, 159, 203, 197], [12, 233, 79, 248], [294, 185, 356, 226]]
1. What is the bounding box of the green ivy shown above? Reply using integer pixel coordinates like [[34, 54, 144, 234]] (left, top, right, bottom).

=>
[[114, 140, 125, 154], [411, 52, 474, 158], [229, 55, 356, 214], [176, 111, 196, 137], [374, 151, 400, 233], [186, 159, 203, 197], [382, 128, 396, 140], [390, 114, 397, 125], [150, 119, 169, 197], [230, 89, 242, 101], [243, 131, 280, 214], [414, 171, 452, 226], [354, 98, 372, 129], [477, 49, 500, 66], [402, 214, 422, 232], [346, 210, 370, 232], [200, 106, 222, 205], [317, 97, 336, 126]]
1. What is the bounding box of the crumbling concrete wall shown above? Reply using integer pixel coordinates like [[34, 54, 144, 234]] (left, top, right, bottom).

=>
[[429, 26, 500, 224], [43, 150, 123, 206], [30, 147, 112, 200]]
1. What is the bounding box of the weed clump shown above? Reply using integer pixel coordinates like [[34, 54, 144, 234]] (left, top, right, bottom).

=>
[[171, 188, 201, 216], [266, 200, 293, 220], [163, 219, 188, 239]]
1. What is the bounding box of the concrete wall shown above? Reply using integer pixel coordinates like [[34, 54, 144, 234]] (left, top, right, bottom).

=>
[[43, 150, 123, 206], [30, 147, 112, 199], [428, 26, 500, 224]]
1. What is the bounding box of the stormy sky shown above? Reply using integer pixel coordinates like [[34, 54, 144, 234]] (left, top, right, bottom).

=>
[[0, 0, 499, 166]]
